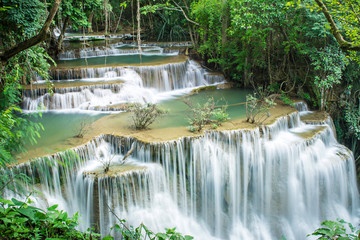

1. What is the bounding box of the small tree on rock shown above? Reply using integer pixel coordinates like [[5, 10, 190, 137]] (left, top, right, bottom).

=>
[[130, 103, 167, 130], [246, 87, 276, 124], [184, 97, 229, 132]]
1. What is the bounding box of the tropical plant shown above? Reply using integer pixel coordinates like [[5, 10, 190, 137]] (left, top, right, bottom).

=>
[[105, 222, 194, 240], [308, 218, 360, 240], [104, 204, 194, 240], [0, 197, 100, 240]]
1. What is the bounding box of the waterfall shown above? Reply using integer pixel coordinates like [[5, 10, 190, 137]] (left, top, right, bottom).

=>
[[59, 47, 174, 60], [25, 60, 225, 111], [293, 101, 309, 112], [6, 112, 359, 239], [45, 60, 207, 83], [58, 41, 190, 60]]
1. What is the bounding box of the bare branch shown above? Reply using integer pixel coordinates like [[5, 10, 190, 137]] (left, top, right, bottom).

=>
[[121, 143, 136, 164]]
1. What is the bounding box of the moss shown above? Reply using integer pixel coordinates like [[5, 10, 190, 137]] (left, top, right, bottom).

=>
[[190, 85, 217, 94]]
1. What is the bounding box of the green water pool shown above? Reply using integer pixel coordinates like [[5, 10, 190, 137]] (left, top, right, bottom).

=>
[[23, 112, 105, 151], [23, 89, 250, 153], [153, 88, 250, 128]]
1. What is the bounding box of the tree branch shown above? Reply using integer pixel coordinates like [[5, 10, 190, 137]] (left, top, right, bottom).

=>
[[171, 1, 199, 26], [314, 0, 360, 51], [0, 0, 62, 62]]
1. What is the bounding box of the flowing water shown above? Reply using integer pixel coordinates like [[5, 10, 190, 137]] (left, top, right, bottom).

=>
[[10, 42, 359, 239], [9, 110, 359, 240], [24, 58, 224, 111]]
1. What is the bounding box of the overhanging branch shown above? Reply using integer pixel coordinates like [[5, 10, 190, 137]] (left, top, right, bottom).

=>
[[0, 0, 62, 62], [314, 0, 360, 51], [171, 0, 199, 26]]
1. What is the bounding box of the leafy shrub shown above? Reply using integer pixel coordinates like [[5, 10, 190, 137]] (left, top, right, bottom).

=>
[[104, 219, 193, 240], [0, 197, 99, 240], [184, 97, 229, 132], [279, 93, 294, 106], [130, 103, 167, 130], [308, 218, 360, 240], [246, 88, 276, 124], [0, 196, 194, 240], [213, 107, 229, 124]]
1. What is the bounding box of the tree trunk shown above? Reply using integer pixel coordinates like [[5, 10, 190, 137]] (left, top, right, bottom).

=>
[[267, 31, 272, 85], [57, 15, 70, 52], [131, 0, 135, 41], [188, 24, 195, 46], [113, 7, 123, 33], [137, 0, 142, 54], [88, 12, 94, 33], [104, 0, 108, 34], [221, 0, 229, 46], [0, 0, 62, 63]]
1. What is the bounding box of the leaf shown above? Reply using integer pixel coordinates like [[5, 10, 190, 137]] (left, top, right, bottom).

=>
[[102, 235, 114, 240], [11, 198, 25, 207], [312, 227, 332, 236], [0, 199, 14, 206], [47, 205, 58, 212], [156, 233, 169, 240], [0, 217, 12, 224], [17, 207, 35, 221]]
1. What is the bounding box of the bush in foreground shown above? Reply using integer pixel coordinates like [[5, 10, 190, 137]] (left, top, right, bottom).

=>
[[0, 197, 193, 240], [0, 198, 98, 240]]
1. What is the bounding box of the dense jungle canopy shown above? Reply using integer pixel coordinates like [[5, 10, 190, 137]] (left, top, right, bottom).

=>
[[0, 0, 360, 239]]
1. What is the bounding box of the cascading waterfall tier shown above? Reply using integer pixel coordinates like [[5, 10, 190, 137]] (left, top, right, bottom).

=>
[[59, 46, 179, 60], [6, 111, 359, 240], [22, 84, 122, 111], [45, 60, 215, 84], [59, 41, 191, 60], [24, 60, 225, 111]]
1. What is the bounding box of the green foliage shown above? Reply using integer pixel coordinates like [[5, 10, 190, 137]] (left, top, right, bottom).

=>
[[130, 103, 167, 130], [139, 1, 190, 41], [184, 97, 229, 132], [0, 196, 193, 240], [308, 218, 360, 240], [0, 0, 53, 194], [344, 99, 360, 141], [0, 63, 45, 168], [213, 107, 229, 125], [0, 0, 45, 41], [59, 0, 102, 31], [108, 220, 194, 240], [279, 93, 294, 106], [246, 88, 276, 124], [309, 45, 347, 110], [0, 197, 99, 240]]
